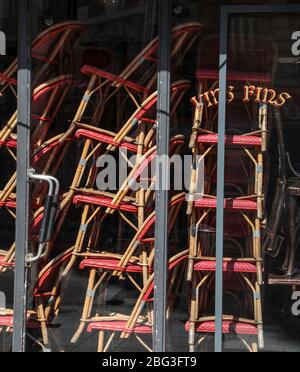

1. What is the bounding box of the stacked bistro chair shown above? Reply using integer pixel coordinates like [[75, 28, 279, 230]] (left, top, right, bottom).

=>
[[72, 23, 202, 127], [0, 22, 201, 351], [62, 79, 189, 343], [0, 75, 74, 271], [0, 21, 202, 351], [0, 22, 85, 272], [86, 249, 188, 352], [186, 34, 278, 352], [50, 24, 201, 253], [47, 24, 202, 348], [60, 79, 190, 269], [0, 131, 75, 272], [0, 248, 73, 351], [0, 21, 86, 97], [73, 194, 187, 349]]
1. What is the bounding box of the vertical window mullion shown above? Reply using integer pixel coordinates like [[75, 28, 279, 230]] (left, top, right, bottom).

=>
[[214, 6, 229, 353], [153, 0, 172, 353], [12, 0, 32, 353]]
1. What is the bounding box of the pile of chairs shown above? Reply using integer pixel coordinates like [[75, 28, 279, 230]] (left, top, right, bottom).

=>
[[185, 35, 278, 352], [1, 19, 290, 353], [0, 20, 204, 352]]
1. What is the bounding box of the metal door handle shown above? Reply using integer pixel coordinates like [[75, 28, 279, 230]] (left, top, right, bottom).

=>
[[26, 169, 60, 264]]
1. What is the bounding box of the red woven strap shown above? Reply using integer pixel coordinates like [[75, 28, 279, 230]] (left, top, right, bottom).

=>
[[0, 256, 15, 268], [0, 73, 17, 85], [79, 257, 151, 274], [0, 139, 17, 149], [73, 195, 138, 213], [81, 65, 148, 93], [194, 198, 258, 211], [196, 69, 272, 83], [197, 134, 262, 147], [0, 200, 16, 209], [75, 129, 138, 153], [194, 260, 257, 273]]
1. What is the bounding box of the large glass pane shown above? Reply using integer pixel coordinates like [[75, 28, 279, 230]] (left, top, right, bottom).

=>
[[225, 10, 300, 353], [170, 0, 300, 353], [1, 0, 160, 352]]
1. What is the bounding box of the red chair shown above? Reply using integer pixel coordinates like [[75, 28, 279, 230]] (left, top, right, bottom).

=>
[[0, 75, 73, 210], [71, 193, 186, 344], [0, 248, 73, 351], [85, 249, 188, 352], [0, 132, 74, 271], [51, 80, 190, 261], [0, 21, 85, 96], [80, 23, 202, 126]]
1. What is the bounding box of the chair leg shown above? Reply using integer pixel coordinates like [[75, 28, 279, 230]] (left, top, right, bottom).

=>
[[252, 342, 258, 353], [98, 331, 105, 352], [188, 276, 197, 352], [71, 269, 97, 344], [36, 298, 49, 349], [287, 194, 297, 277]]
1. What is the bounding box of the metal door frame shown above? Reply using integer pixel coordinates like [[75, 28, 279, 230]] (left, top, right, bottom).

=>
[[215, 4, 300, 352], [13, 0, 32, 353]]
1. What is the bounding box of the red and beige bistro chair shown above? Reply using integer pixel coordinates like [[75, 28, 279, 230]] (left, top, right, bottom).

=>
[[186, 210, 263, 352], [0, 132, 75, 271], [80, 23, 202, 126], [83, 250, 188, 352], [0, 75, 73, 210], [0, 21, 85, 96], [50, 80, 190, 256], [62, 136, 185, 274], [70, 193, 186, 344], [0, 248, 73, 351]]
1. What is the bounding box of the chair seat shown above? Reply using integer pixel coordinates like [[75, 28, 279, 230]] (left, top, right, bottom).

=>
[[80, 256, 151, 273], [87, 320, 152, 334], [197, 134, 262, 147], [185, 320, 258, 335], [194, 198, 257, 211], [196, 69, 272, 83], [73, 194, 138, 213], [0, 315, 41, 329], [75, 129, 138, 153], [194, 260, 257, 273]]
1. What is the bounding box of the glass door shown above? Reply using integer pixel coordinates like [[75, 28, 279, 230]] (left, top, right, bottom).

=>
[[9, 0, 165, 352], [166, 1, 300, 353], [214, 4, 300, 352]]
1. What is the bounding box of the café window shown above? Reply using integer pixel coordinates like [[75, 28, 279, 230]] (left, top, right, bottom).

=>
[[1, 0, 300, 353]]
